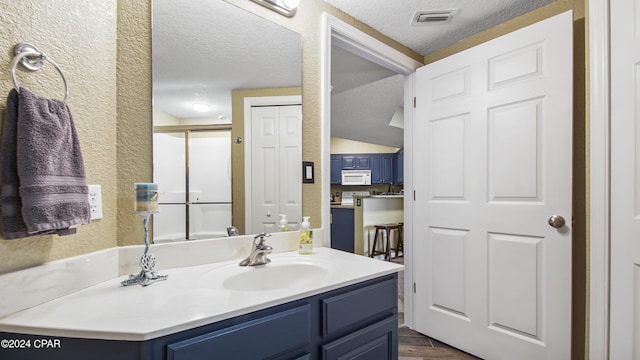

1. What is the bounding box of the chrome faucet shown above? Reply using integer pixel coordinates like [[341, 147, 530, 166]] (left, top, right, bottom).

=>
[[239, 233, 273, 266], [227, 226, 239, 236]]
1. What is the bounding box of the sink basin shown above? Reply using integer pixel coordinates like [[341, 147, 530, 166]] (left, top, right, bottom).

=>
[[221, 262, 329, 291]]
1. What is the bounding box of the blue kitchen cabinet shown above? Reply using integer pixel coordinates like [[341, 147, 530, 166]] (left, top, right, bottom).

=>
[[1, 275, 399, 360], [330, 155, 342, 184], [341, 155, 371, 170], [334, 153, 397, 184], [395, 150, 403, 184], [370, 154, 395, 184], [331, 207, 355, 253]]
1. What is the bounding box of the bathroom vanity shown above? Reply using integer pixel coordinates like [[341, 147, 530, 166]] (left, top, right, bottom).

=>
[[0, 244, 402, 360]]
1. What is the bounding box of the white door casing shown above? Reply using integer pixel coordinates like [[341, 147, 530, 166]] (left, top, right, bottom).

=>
[[587, 0, 610, 357], [249, 104, 302, 233], [413, 11, 573, 360], [610, 0, 640, 357]]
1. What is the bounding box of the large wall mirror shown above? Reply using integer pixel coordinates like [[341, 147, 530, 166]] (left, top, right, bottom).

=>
[[152, 0, 302, 242]]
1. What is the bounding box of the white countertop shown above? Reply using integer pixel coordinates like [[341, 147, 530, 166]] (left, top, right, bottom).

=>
[[353, 194, 404, 199], [0, 248, 402, 341]]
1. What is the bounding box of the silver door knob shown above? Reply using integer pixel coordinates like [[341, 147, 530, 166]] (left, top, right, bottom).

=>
[[548, 215, 566, 228]]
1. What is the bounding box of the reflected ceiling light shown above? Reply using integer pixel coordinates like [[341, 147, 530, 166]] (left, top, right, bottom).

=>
[[192, 103, 211, 112], [250, 0, 299, 17]]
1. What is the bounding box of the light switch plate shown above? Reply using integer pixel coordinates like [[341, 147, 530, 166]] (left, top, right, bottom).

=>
[[88, 184, 103, 220]]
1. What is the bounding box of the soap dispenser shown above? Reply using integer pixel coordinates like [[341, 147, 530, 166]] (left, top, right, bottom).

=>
[[299, 216, 312, 254], [278, 214, 290, 232]]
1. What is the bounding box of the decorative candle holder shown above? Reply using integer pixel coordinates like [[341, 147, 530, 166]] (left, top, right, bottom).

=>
[[121, 184, 167, 287], [133, 182, 159, 212]]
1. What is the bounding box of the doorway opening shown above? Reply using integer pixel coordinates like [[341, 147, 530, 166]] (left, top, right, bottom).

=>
[[320, 13, 421, 331]]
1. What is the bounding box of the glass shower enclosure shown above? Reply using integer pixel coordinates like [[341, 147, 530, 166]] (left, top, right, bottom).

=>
[[152, 129, 232, 242]]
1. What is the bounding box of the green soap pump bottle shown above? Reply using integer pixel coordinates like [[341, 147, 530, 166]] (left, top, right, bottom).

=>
[[299, 216, 312, 254]]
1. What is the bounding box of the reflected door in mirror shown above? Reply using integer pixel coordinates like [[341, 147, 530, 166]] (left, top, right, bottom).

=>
[[249, 104, 302, 233]]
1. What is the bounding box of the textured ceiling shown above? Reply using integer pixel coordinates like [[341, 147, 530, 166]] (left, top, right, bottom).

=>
[[327, 0, 554, 148], [154, 0, 555, 147], [331, 46, 404, 148], [323, 0, 555, 56], [153, 0, 301, 120]]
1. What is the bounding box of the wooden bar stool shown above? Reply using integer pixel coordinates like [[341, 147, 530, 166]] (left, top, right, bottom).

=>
[[390, 222, 404, 259], [370, 223, 402, 261]]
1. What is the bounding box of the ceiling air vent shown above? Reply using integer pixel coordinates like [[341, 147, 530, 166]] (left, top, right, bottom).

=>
[[411, 10, 457, 25]]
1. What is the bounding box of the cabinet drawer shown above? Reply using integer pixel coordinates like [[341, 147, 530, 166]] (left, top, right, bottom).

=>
[[167, 305, 311, 360], [322, 278, 397, 337], [322, 316, 398, 360]]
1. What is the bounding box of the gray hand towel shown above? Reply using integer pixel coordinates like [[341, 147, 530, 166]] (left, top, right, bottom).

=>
[[0, 87, 90, 239], [0, 89, 30, 239]]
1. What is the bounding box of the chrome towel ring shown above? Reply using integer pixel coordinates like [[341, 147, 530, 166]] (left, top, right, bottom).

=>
[[10, 43, 69, 102]]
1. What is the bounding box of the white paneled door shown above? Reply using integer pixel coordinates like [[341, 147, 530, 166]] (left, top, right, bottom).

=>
[[250, 105, 302, 233], [611, 0, 640, 357], [413, 11, 573, 360]]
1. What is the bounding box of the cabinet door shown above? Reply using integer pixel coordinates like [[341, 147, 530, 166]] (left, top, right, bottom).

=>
[[322, 316, 398, 360], [341, 156, 357, 169], [330, 208, 354, 252], [167, 305, 311, 360], [330, 155, 342, 184], [342, 155, 370, 169], [371, 154, 394, 184], [382, 155, 394, 183], [355, 156, 370, 169], [371, 156, 383, 183], [395, 150, 403, 184]]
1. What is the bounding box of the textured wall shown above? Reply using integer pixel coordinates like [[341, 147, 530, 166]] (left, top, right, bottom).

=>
[[116, 0, 152, 246], [0, 0, 118, 274], [331, 138, 399, 154]]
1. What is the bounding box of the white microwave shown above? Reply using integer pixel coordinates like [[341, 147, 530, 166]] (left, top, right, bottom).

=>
[[341, 170, 372, 185]]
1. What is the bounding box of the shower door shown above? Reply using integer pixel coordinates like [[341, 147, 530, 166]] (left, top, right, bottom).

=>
[[153, 129, 232, 242]]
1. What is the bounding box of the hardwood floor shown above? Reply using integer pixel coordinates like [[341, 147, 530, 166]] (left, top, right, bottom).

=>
[[398, 327, 481, 360]]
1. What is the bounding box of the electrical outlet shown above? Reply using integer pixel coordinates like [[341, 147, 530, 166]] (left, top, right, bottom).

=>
[[88, 185, 103, 220]]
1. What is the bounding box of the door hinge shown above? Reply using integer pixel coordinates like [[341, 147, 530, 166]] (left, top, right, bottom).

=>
[[413, 282, 416, 293], [413, 190, 416, 201], [413, 97, 416, 108]]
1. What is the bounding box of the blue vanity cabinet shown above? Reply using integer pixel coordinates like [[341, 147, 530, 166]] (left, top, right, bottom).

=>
[[166, 305, 311, 360], [330, 155, 342, 184], [161, 275, 398, 360], [370, 154, 395, 184], [321, 277, 398, 360], [322, 317, 398, 360], [0, 275, 398, 360]]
